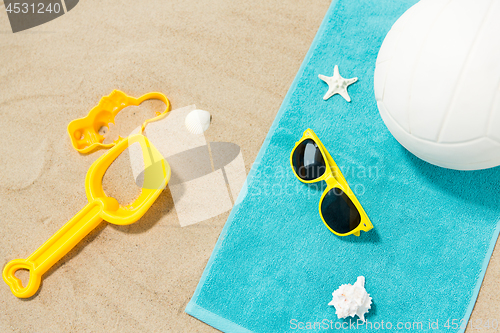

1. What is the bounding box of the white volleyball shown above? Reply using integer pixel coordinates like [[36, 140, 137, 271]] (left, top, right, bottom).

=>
[[185, 109, 211, 135], [374, 0, 500, 170]]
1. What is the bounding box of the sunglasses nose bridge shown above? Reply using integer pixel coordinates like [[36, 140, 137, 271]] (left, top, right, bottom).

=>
[[324, 174, 339, 187]]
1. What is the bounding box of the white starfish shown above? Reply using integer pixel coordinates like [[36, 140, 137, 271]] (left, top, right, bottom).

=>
[[318, 65, 358, 102]]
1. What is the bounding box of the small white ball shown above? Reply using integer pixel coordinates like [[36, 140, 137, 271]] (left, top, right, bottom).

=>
[[185, 109, 212, 135]]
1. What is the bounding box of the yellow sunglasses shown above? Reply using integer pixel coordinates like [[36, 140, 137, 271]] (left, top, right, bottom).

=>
[[290, 129, 373, 236]]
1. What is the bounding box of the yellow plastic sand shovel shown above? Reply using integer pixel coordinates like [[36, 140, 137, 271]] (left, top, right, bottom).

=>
[[3, 134, 170, 298]]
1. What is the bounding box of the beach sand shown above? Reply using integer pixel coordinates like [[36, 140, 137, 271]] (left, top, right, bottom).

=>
[[0, 0, 498, 332]]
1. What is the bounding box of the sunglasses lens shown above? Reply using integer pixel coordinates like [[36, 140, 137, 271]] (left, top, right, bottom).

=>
[[292, 139, 326, 181], [321, 188, 361, 234]]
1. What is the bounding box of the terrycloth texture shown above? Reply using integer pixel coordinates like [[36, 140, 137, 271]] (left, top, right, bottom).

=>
[[186, 0, 500, 332]]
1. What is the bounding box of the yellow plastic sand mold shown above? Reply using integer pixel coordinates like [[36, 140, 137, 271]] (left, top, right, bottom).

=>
[[3, 134, 170, 298], [67, 90, 171, 154]]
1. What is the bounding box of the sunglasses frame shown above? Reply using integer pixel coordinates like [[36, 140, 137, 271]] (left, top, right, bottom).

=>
[[290, 128, 373, 236]]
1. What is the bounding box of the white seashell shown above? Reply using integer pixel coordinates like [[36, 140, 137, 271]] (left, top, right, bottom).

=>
[[185, 109, 211, 135], [328, 276, 372, 322]]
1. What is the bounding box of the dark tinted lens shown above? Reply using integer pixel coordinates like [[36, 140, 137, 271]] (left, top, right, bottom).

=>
[[320, 188, 361, 234], [292, 139, 326, 181]]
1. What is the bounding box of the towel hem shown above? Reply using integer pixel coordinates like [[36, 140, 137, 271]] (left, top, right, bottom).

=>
[[186, 302, 254, 333], [459, 219, 500, 333]]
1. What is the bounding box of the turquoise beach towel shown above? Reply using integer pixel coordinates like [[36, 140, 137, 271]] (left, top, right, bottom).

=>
[[186, 0, 500, 332]]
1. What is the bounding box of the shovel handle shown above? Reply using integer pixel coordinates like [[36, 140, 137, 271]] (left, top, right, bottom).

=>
[[3, 197, 118, 298]]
